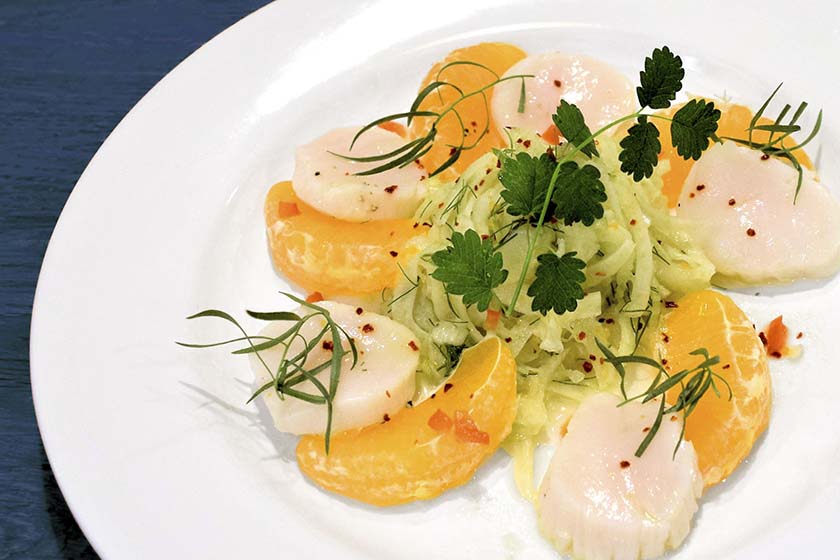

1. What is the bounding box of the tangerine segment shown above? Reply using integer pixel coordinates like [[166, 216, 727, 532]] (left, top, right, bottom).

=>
[[656, 102, 814, 207], [662, 290, 772, 487], [296, 337, 517, 507], [264, 181, 425, 295], [409, 43, 526, 175]]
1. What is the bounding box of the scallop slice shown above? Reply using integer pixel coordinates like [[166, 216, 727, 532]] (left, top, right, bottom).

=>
[[249, 302, 419, 435], [538, 393, 703, 560], [292, 126, 427, 223], [492, 53, 635, 135], [676, 141, 840, 284]]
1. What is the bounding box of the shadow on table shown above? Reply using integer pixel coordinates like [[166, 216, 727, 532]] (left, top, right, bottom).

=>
[[41, 447, 99, 560]]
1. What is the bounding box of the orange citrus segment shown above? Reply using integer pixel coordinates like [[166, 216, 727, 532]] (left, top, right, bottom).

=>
[[656, 102, 814, 207], [264, 181, 426, 296], [296, 337, 517, 507], [662, 290, 772, 487], [409, 42, 526, 175]]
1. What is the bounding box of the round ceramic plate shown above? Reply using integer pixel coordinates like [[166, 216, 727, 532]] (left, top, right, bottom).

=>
[[31, 1, 840, 558]]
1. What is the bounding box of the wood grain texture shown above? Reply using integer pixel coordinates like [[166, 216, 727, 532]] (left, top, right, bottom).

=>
[[0, 1, 269, 557]]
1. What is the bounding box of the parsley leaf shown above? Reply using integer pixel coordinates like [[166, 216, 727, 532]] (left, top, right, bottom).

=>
[[430, 229, 508, 312], [498, 152, 557, 218], [618, 116, 661, 181], [637, 46, 684, 110], [670, 99, 721, 160], [551, 161, 606, 226], [552, 100, 599, 158], [527, 252, 586, 315]]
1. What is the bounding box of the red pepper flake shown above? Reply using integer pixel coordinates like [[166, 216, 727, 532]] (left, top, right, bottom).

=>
[[523, 140, 531, 148], [438, 203, 444, 209], [496, 159, 502, 168], [384, 185, 398, 193], [277, 201, 301, 218], [413, 222, 419, 229], [664, 301, 678, 308], [630, 219, 637, 226], [444, 383, 453, 393], [321, 340, 334, 351], [696, 184, 706, 191], [408, 340, 419, 351], [389, 250, 399, 257], [605, 318, 615, 324], [689, 192, 696, 198], [763, 315, 790, 359], [314, 171, 321, 176], [504, 337, 512, 343], [385, 390, 391, 398], [362, 323, 374, 333], [485, 168, 492, 175], [728, 198, 736, 206], [471, 121, 477, 127], [553, 79, 562, 88], [758, 331, 768, 346], [797, 331, 804, 339], [589, 354, 596, 361], [619, 460, 631, 469], [516, 138, 523, 144], [382, 413, 391, 423], [747, 228, 756, 237], [453, 410, 490, 444], [722, 364, 731, 369], [479, 179, 485, 187], [662, 333, 670, 343], [582, 361, 593, 373], [306, 291, 324, 303], [670, 415, 678, 422], [578, 331, 586, 340], [761, 153, 770, 161], [661, 358, 668, 365], [428, 409, 453, 432], [449, 147, 457, 155], [355, 307, 364, 315], [481, 234, 490, 240], [642, 427, 650, 433]]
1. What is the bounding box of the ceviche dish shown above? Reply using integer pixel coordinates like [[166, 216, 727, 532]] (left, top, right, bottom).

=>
[[180, 42, 840, 559]]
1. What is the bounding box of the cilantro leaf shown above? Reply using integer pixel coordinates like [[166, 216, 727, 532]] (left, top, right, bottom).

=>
[[430, 229, 508, 312], [618, 117, 661, 181], [498, 152, 557, 218], [552, 100, 599, 158], [670, 99, 721, 160], [637, 46, 684, 109], [551, 161, 606, 226], [527, 252, 586, 315]]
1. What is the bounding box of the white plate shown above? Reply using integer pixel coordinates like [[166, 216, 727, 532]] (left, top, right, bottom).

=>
[[31, 1, 840, 558]]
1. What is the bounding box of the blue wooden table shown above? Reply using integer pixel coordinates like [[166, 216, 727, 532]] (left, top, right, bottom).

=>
[[0, 2, 268, 557]]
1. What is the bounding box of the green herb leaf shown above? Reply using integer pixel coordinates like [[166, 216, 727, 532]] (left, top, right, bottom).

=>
[[670, 99, 721, 160], [636, 46, 684, 109], [619, 116, 661, 181], [527, 252, 586, 315], [431, 229, 508, 312], [552, 100, 599, 157], [498, 152, 556, 218], [551, 161, 607, 226]]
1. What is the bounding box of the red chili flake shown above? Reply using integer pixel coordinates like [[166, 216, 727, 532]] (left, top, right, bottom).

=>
[[664, 301, 678, 308], [619, 460, 631, 469], [408, 340, 419, 351], [747, 228, 756, 237], [496, 159, 502, 168], [444, 383, 453, 393], [577, 331, 586, 340], [723, 364, 731, 369], [689, 192, 696, 198], [797, 332, 804, 339], [470, 121, 477, 127], [523, 140, 531, 148], [385, 390, 391, 398], [582, 361, 593, 373], [314, 171, 321, 176], [661, 358, 668, 365], [516, 138, 523, 144], [761, 153, 770, 161], [764, 315, 790, 358], [670, 415, 678, 422], [382, 413, 391, 423], [504, 337, 512, 343], [728, 198, 737, 206], [428, 409, 453, 432], [306, 291, 324, 303], [481, 234, 490, 240], [485, 168, 491, 175], [473, 185, 479, 191], [553, 79, 562, 88], [642, 427, 650, 433], [438, 203, 444, 208], [449, 147, 457, 155], [589, 354, 596, 361], [422, 222, 432, 227], [629, 219, 637, 226], [453, 410, 490, 444], [479, 179, 485, 187], [662, 334, 670, 343], [389, 250, 399, 257], [696, 184, 706, 191], [355, 307, 364, 315], [362, 323, 374, 333], [605, 318, 615, 324], [321, 340, 334, 351], [384, 185, 398, 193]]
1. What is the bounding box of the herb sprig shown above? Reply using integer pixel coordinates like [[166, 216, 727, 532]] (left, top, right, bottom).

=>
[[177, 293, 358, 453], [597, 339, 732, 457]]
